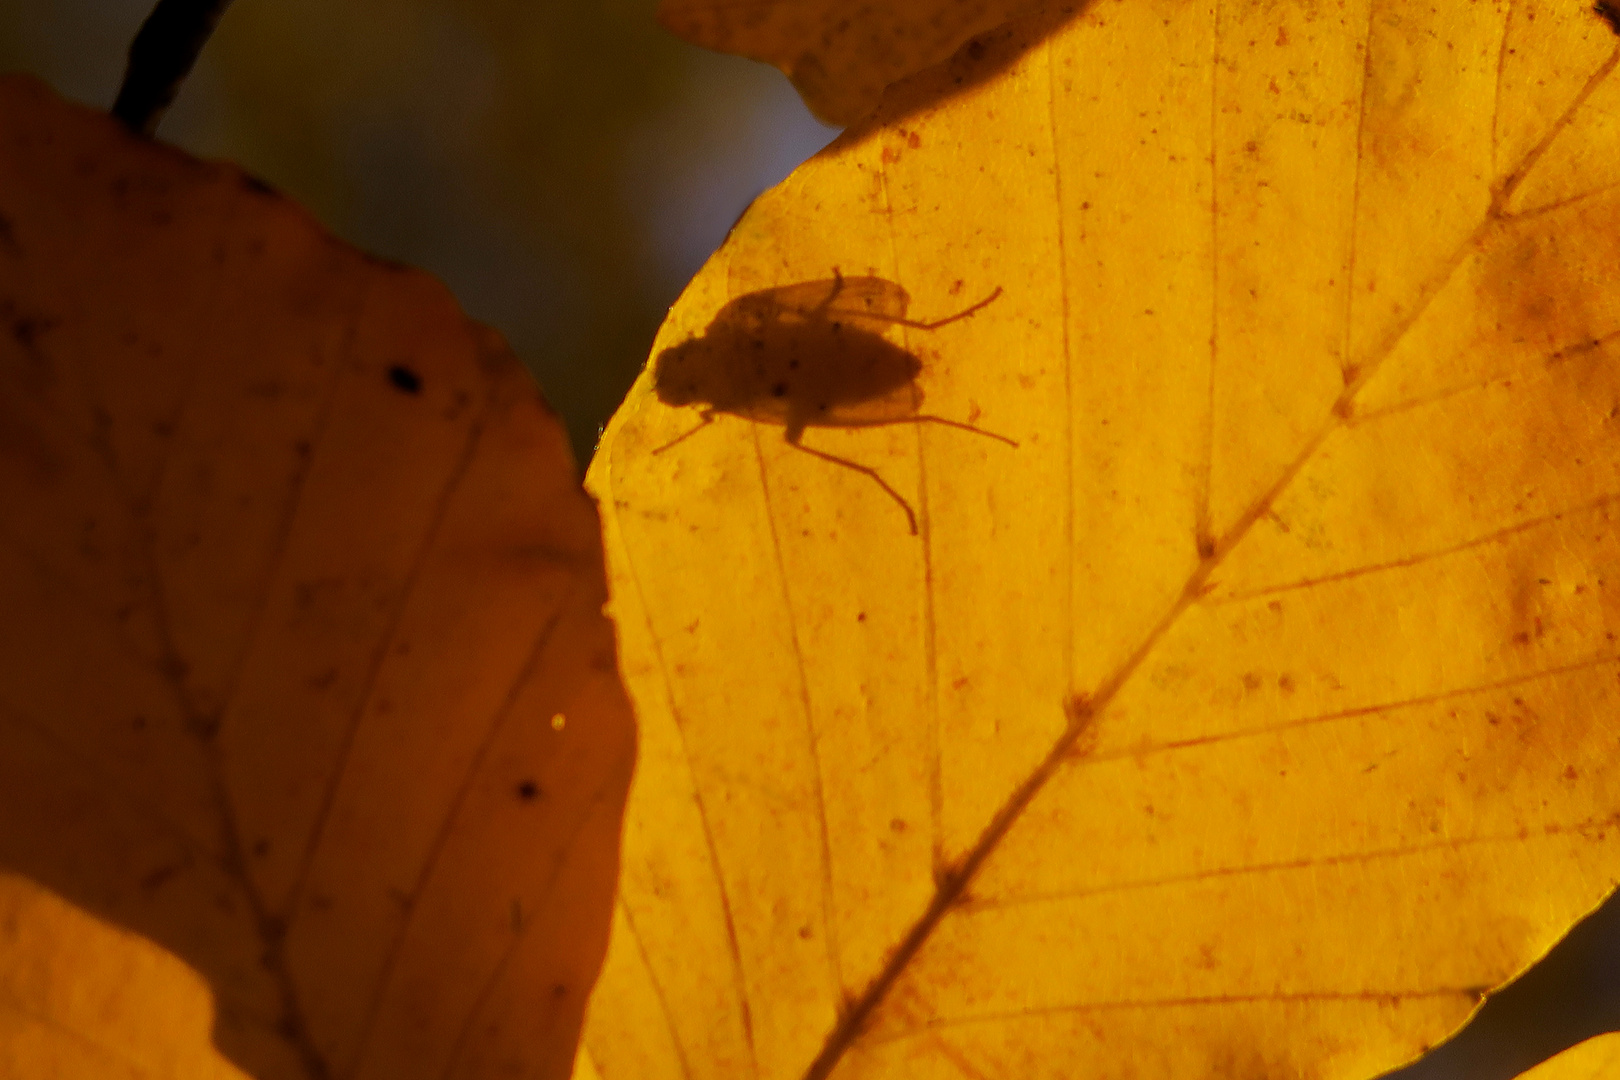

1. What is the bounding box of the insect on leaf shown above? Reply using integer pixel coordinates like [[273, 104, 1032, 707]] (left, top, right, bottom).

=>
[[648, 272, 1012, 533], [584, 0, 1620, 1078]]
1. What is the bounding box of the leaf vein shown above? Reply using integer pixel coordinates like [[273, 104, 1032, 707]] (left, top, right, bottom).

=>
[[750, 422, 847, 1003]]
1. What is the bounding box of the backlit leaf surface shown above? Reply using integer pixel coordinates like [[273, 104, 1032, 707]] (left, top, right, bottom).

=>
[[1514, 1034, 1620, 1080], [658, 0, 1046, 124], [585, 1, 1620, 1077], [0, 76, 634, 1080]]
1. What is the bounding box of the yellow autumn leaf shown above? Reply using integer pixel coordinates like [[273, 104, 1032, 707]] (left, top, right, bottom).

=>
[[0, 75, 634, 1080], [585, 0, 1620, 1077], [658, 0, 1048, 124], [1514, 1034, 1620, 1080]]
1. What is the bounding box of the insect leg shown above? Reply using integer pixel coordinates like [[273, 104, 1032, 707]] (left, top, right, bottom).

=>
[[651, 410, 716, 454], [841, 414, 1018, 447], [810, 267, 848, 319], [784, 433, 919, 535], [851, 286, 1003, 331]]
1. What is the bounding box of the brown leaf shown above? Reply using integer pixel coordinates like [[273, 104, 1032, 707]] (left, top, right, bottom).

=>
[[0, 75, 634, 1080]]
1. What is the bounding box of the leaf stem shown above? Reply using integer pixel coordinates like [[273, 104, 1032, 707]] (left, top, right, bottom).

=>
[[111, 0, 234, 137]]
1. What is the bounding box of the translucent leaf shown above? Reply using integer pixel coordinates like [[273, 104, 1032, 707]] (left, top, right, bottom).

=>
[[1512, 1034, 1620, 1080], [657, 0, 1048, 125], [1509, 1036, 1620, 1080], [585, 1, 1620, 1078], [0, 76, 634, 1080]]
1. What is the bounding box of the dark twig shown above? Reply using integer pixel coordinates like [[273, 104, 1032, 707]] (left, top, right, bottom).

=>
[[111, 0, 235, 137]]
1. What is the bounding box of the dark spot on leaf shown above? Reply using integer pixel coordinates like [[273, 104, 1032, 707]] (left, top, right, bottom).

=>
[[11, 312, 55, 351], [388, 364, 423, 395], [243, 173, 276, 197], [252, 838, 271, 857], [552, 983, 569, 998], [966, 38, 987, 61], [517, 780, 540, 801]]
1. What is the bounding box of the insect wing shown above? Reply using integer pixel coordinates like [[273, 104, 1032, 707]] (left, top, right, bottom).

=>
[[761, 275, 913, 329], [825, 275, 913, 324]]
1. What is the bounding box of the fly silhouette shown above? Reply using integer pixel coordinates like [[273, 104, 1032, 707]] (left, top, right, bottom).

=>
[[651, 271, 1016, 534]]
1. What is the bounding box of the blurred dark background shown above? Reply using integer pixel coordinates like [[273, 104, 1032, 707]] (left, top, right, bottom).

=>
[[4, 4, 1619, 1078], [0, 0, 836, 466]]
